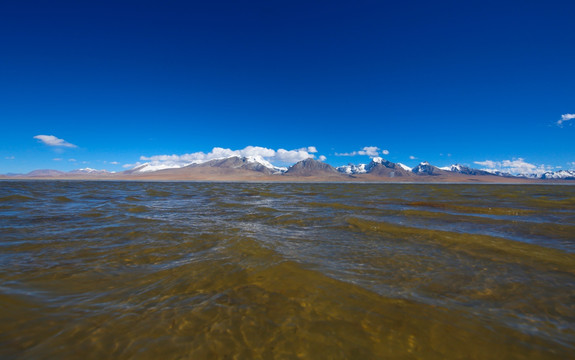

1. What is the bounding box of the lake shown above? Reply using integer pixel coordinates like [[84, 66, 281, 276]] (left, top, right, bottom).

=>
[[1, 181, 574, 359]]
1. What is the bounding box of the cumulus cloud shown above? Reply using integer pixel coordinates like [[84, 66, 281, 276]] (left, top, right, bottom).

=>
[[336, 146, 385, 158], [318, 155, 327, 162], [34, 135, 77, 148], [557, 114, 575, 127], [137, 146, 318, 169], [474, 158, 553, 176], [409, 155, 417, 160]]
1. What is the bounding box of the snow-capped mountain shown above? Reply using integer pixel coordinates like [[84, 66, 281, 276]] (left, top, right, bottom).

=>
[[337, 158, 413, 176], [337, 163, 367, 174], [365, 157, 414, 177], [480, 169, 514, 177], [126, 155, 286, 175], [439, 164, 492, 176], [189, 156, 287, 175], [412, 162, 446, 176], [540, 170, 575, 179]]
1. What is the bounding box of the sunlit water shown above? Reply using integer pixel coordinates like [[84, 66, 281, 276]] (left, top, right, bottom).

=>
[[1, 181, 574, 359]]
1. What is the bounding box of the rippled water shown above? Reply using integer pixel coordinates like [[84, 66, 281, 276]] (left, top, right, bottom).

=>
[[1, 181, 574, 359]]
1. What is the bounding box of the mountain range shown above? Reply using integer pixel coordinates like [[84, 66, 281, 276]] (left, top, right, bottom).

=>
[[2, 157, 574, 181]]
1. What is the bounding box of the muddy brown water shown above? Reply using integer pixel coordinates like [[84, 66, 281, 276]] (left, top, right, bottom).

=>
[[1, 181, 574, 359]]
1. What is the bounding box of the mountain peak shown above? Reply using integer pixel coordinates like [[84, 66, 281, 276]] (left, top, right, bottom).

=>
[[412, 162, 445, 176], [285, 158, 341, 176]]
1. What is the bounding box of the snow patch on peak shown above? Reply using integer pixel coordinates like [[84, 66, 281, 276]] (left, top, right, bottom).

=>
[[246, 155, 273, 168], [133, 162, 183, 173], [245, 155, 287, 173], [398, 163, 412, 171], [440, 164, 463, 172]]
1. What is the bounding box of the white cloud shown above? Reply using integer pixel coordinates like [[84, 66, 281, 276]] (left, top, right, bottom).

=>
[[336, 146, 382, 157], [138, 145, 317, 169], [68, 158, 76, 162], [34, 135, 77, 148], [5, 156, 15, 160], [382, 149, 390, 155], [474, 160, 497, 168], [557, 114, 575, 127], [474, 158, 553, 176], [318, 155, 327, 162], [53, 158, 63, 161], [409, 155, 417, 160], [110, 161, 119, 165]]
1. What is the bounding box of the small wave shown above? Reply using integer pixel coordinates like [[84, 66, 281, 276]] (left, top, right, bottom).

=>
[[126, 205, 149, 213], [0, 194, 34, 202], [346, 217, 575, 274], [408, 201, 535, 216], [125, 196, 143, 202], [145, 189, 172, 197]]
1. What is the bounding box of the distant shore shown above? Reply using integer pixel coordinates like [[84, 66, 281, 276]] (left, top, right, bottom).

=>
[[1, 173, 572, 184]]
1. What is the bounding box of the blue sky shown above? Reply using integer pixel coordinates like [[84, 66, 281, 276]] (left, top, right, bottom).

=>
[[1, 0, 574, 174]]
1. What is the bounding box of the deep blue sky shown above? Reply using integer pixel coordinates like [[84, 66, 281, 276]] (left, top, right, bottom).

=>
[[1, 0, 574, 174]]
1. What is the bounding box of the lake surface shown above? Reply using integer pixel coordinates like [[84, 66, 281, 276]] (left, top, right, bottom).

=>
[[1, 181, 574, 359]]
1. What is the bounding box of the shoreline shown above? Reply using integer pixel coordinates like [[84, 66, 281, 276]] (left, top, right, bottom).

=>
[[1, 176, 573, 185]]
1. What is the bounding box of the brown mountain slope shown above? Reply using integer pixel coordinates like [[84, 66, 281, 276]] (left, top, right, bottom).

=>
[[284, 159, 346, 177]]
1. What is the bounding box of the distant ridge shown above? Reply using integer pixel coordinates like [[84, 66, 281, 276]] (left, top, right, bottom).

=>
[[540, 170, 575, 180], [364, 158, 414, 177], [284, 158, 343, 177], [3, 155, 574, 182], [439, 164, 492, 176], [187, 156, 279, 175], [26, 169, 66, 177]]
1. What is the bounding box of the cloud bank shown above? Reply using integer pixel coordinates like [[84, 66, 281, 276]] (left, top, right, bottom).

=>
[[335, 146, 388, 158], [131, 146, 319, 169], [557, 114, 575, 127], [474, 158, 553, 176], [34, 135, 77, 148]]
